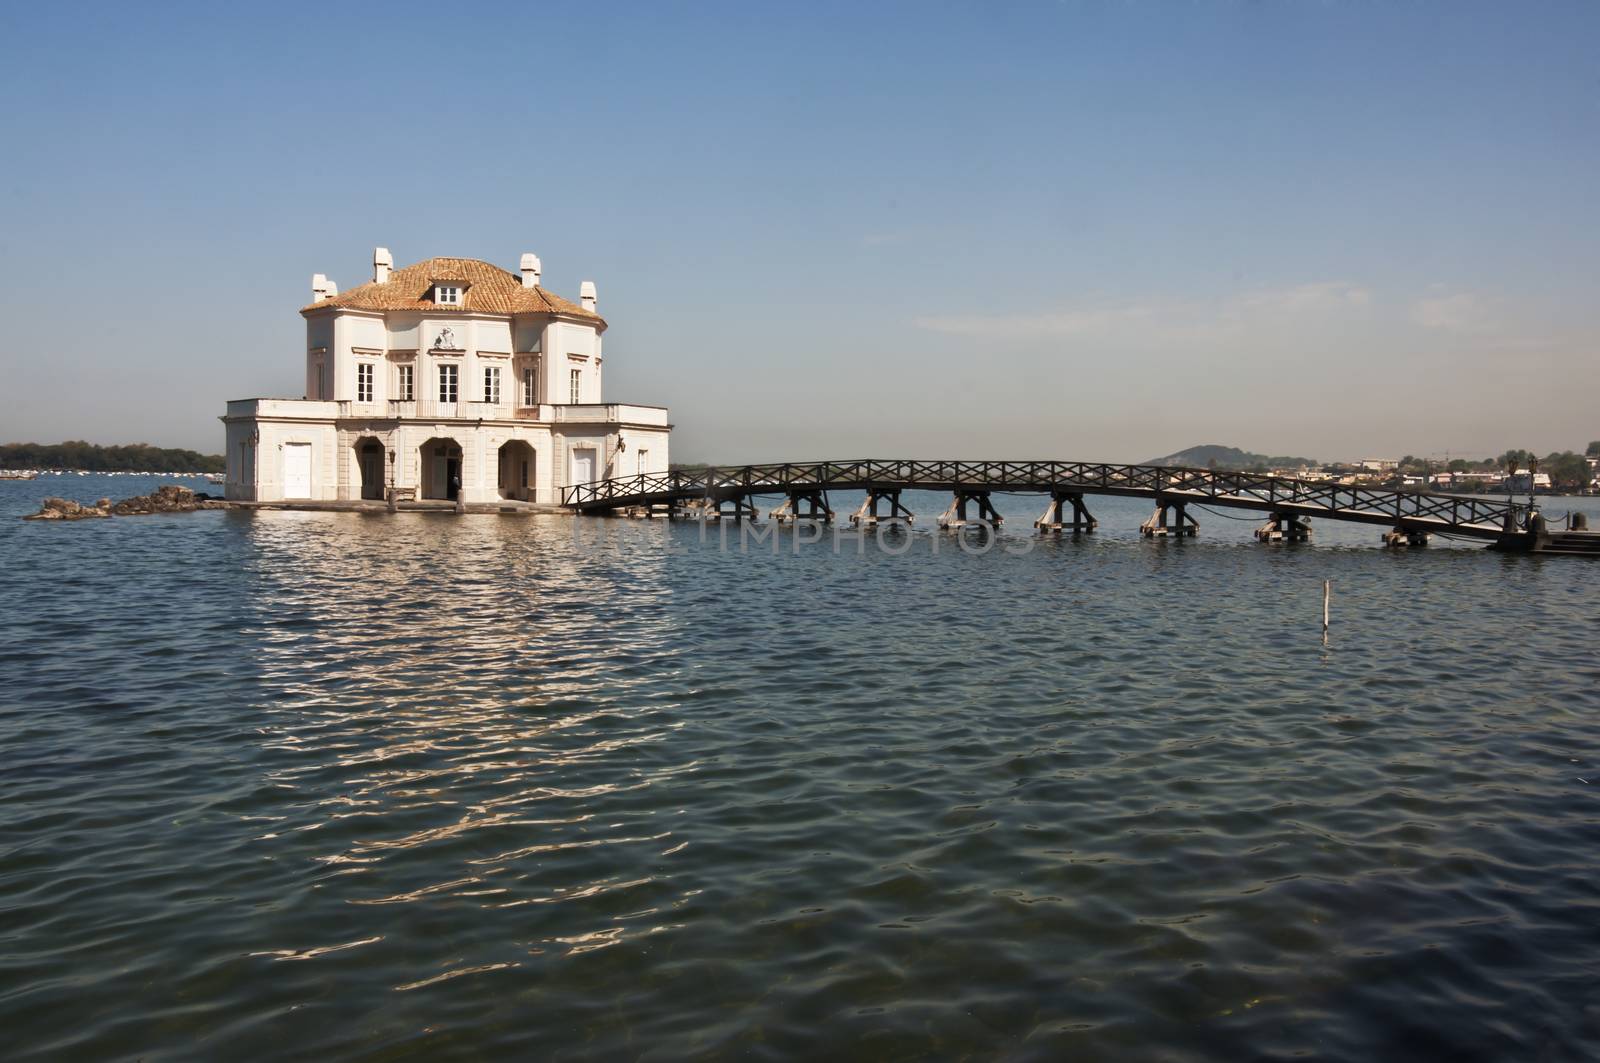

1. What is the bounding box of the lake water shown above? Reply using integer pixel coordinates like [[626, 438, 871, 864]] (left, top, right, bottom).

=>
[[3, 474, 1599, 1060]]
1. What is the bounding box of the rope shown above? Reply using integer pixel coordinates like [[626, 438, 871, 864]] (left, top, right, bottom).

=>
[[1194, 502, 1507, 540], [1429, 529, 1494, 543], [1193, 504, 1272, 522]]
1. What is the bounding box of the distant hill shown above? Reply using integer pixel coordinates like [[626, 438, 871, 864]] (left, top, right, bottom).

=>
[[1145, 444, 1318, 470]]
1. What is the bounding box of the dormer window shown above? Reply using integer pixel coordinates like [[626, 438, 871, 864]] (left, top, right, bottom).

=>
[[434, 285, 462, 306]]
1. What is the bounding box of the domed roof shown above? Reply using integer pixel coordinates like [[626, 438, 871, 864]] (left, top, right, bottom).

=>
[[302, 256, 604, 328]]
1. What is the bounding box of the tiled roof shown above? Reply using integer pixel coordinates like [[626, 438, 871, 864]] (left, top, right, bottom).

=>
[[302, 257, 604, 326]]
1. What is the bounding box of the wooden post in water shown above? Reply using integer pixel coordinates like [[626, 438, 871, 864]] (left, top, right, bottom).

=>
[[1322, 579, 1330, 632], [1035, 490, 1097, 534], [852, 488, 914, 528], [772, 489, 834, 525], [938, 490, 1002, 530], [1141, 500, 1197, 538], [1256, 511, 1311, 543], [1381, 527, 1429, 548]]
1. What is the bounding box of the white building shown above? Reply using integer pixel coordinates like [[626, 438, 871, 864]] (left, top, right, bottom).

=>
[[222, 249, 670, 506], [1507, 469, 1552, 492]]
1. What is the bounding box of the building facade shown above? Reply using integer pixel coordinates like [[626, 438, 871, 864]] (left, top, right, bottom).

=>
[[222, 250, 670, 505]]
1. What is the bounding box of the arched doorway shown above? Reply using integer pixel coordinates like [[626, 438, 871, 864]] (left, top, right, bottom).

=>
[[355, 437, 386, 500], [420, 438, 463, 500], [499, 440, 535, 501]]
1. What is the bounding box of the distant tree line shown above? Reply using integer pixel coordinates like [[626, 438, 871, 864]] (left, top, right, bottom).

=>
[[0, 441, 224, 473]]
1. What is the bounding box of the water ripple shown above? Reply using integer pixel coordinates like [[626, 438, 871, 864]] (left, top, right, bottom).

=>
[[1, 478, 1598, 1059]]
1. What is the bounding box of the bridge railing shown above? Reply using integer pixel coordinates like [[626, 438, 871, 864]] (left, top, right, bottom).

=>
[[561, 459, 1530, 535]]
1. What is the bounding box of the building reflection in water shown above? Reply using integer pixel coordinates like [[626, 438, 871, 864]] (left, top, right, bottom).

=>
[[235, 510, 702, 967]]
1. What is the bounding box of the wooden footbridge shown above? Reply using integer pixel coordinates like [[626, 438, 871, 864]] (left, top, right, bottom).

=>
[[562, 459, 1598, 554]]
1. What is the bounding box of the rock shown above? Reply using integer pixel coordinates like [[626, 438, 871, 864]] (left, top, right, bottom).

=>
[[24, 497, 111, 521], [110, 485, 202, 516], [24, 485, 220, 521]]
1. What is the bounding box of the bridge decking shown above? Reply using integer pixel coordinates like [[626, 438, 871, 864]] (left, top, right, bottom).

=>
[[562, 459, 1559, 547]]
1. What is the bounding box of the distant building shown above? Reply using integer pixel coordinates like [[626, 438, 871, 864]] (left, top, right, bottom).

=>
[[1506, 469, 1552, 492], [221, 249, 671, 504], [1359, 458, 1398, 471], [1431, 471, 1508, 490]]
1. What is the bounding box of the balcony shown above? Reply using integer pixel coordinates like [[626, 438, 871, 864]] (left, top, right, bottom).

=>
[[224, 398, 338, 420], [225, 398, 670, 427], [549, 403, 671, 427], [380, 400, 520, 420]]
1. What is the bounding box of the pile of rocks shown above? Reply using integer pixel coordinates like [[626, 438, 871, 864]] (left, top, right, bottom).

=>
[[25, 497, 113, 520], [23, 485, 224, 521], [110, 485, 221, 515]]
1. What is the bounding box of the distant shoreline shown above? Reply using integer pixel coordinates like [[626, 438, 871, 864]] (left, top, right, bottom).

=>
[[1, 469, 219, 478], [0, 442, 224, 476]]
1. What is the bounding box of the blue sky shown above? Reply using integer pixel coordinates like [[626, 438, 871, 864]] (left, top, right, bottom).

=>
[[1, 1, 1595, 462]]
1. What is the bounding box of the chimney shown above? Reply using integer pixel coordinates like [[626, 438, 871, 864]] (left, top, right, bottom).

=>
[[374, 247, 392, 284], [520, 253, 541, 289], [311, 273, 337, 302], [580, 280, 597, 312]]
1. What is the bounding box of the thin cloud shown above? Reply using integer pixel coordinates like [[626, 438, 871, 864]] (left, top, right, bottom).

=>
[[913, 282, 1373, 341], [1409, 290, 1496, 334]]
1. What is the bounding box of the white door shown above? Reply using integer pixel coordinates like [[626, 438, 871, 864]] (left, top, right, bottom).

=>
[[571, 448, 596, 486], [283, 442, 313, 499]]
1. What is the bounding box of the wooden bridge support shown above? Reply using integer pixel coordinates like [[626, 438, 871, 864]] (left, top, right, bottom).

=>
[[771, 489, 834, 525], [1141, 500, 1197, 538], [670, 498, 708, 521], [674, 495, 761, 521], [712, 495, 761, 522], [938, 490, 1003, 530], [1255, 511, 1312, 543], [1035, 491, 1097, 534], [1382, 527, 1430, 548], [851, 488, 915, 528]]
